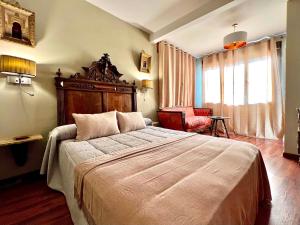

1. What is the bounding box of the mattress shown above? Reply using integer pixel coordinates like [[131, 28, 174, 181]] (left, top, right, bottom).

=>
[[45, 126, 192, 225], [61, 126, 192, 165]]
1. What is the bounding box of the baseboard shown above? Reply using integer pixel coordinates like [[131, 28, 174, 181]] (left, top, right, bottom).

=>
[[0, 170, 43, 189], [283, 152, 300, 161]]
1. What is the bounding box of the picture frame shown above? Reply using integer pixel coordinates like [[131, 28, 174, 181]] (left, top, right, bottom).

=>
[[0, 0, 35, 47], [139, 50, 151, 73]]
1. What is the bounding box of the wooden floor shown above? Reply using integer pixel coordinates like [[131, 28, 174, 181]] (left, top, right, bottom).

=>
[[0, 135, 299, 225]]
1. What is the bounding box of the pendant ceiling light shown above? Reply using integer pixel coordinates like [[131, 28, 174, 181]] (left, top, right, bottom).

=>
[[224, 23, 247, 50]]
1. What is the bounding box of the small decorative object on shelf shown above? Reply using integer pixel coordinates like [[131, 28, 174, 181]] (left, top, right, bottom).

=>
[[14, 135, 29, 140]]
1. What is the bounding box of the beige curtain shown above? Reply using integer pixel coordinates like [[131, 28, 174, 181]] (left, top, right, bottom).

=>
[[203, 38, 284, 139], [158, 41, 196, 108]]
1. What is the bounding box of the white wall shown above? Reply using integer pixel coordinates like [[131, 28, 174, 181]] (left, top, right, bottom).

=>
[[285, 0, 300, 155], [0, 0, 158, 179]]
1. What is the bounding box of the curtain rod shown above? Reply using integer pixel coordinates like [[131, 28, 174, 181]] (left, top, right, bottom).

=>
[[200, 32, 286, 58], [160, 41, 192, 53], [158, 41, 194, 57], [161, 41, 181, 50]]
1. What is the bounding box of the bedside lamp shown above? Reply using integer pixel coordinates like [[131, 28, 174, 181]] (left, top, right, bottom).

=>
[[141, 79, 153, 92], [141, 79, 153, 102], [0, 55, 36, 96]]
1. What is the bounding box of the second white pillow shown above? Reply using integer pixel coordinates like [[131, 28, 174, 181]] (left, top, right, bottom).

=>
[[117, 111, 146, 133]]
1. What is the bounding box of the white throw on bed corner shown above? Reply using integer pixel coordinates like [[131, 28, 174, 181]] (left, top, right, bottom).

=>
[[40, 124, 77, 182], [40, 123, 89, 225]]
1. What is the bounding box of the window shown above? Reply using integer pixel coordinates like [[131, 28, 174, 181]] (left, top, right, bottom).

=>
[[204, 68, 220, 103], [224, 64, 245, 105], [248, 57, 272, 104], [202, 40, 283, 139], [204, 58, 272, 105]]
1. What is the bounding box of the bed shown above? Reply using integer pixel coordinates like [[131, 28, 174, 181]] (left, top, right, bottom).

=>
[[41, 55, 271, 225]]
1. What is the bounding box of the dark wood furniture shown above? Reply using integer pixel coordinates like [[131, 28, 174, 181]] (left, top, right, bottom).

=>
[[0, 134, 43, 166], [210, 116, 230, 138], [55, 54, 137, 125], [157, 107, 212, 132], [283, 108, 300, 161]]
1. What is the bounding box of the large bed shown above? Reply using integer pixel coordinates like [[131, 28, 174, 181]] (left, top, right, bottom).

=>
[[41, 55, 271, 225]]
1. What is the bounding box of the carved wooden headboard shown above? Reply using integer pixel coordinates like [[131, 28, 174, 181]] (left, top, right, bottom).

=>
[[55, 53, 137, 125]]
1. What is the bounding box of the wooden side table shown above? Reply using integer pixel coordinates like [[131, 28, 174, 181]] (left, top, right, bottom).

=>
[[0, 134, 43, 166], [209, 116, 230, 138]]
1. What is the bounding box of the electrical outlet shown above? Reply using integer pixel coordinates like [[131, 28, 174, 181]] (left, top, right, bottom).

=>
[[7, 76, 20, 84], [6, 76, 32, 85], [20, 77, 32, 85]]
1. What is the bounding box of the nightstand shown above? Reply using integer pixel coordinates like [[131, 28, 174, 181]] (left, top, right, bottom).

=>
[[0, 134, 43, 166]]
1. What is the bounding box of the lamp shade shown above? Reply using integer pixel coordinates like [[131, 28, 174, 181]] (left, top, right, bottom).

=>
[[224, 31, 247, 50], [0, 55, 36, 77], [141, 79, 153, 89]]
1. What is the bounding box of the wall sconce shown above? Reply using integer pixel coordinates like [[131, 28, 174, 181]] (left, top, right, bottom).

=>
[[141, 79, 153, 101], [0, 55, 36, 96], [141, 79, 153, 93]]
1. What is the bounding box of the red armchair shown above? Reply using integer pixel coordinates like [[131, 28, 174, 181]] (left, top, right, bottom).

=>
[[157, 106, 212, 132]]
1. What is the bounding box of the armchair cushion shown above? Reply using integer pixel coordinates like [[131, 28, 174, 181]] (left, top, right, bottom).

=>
[[185, 116, 212, 131]]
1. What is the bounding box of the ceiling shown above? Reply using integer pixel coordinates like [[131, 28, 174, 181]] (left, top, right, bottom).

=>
[[87, 0, 287, 57], [86, 0, 212, 33]]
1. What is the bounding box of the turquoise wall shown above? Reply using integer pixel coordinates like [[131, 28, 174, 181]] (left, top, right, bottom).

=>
[[195, 58, 203, 107]]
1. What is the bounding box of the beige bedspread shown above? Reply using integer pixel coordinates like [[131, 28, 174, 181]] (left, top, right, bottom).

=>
[[74, 134, 271, 225]]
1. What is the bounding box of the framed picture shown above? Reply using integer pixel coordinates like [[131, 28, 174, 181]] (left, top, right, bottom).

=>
[[139, 51, 151, 73], [0, 0, 35, 47]]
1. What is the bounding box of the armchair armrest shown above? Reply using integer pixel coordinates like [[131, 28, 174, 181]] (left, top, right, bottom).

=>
[[157, 111, 186, 131], [193, 108, 213, 116]]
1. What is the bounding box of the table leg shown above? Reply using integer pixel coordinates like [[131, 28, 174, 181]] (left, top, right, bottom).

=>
[[214, 120, 219, 137], [222, 119, 230, 138], [210, 120, 215, 136]]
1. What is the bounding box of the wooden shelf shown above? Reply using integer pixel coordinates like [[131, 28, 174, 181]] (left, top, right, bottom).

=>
[[0, 134, 43, 166], [0, 134, 43, 147]]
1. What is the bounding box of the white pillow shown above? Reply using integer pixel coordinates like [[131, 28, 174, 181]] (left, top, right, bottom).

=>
[[72, 111, 120, 141], [117, 112, 146, 133]]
